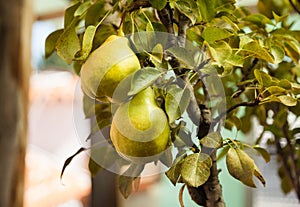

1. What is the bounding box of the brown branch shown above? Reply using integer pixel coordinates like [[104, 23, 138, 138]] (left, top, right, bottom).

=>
[[157, 3, 177, 48], [289, 0, 300, 14], [282, 123, 300, 200], [203, 152, 225, 207], [275, 135, 297, 197], [177, 14, 190, 48], [233, 58, 258, 98], [128, 0, 151, 12], [212, 99, 260, 127]]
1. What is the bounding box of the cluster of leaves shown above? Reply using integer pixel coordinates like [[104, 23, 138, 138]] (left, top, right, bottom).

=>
[[46, 0, 300, 205]]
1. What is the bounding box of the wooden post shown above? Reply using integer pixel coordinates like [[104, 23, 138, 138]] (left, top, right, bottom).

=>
[[0, 0, 32, 206]]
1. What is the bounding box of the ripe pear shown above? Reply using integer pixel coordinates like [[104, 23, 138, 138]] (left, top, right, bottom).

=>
[[80, 35, 141, 102], [110, 87, 170, 163]]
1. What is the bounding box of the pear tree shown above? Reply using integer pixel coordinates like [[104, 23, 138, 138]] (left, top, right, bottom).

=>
[[46, 0, 300, 206]]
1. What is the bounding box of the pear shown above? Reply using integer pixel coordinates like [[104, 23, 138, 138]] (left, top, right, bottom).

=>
[[80, 35, 141, 102], [110, 87, 170, 163]]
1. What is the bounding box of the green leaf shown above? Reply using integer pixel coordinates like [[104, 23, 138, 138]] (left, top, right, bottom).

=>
[[253, 165, 266, 187], [207, 41, 232, 66], [263, 86, 287, 96], [217, 145, 230, 161], [271, 45, 285, 64], [56, 20, 81, 64], [197, 0, 216, 22], [118, 175, 141, 199], [180, 153, 212, 187], [200, 132, 223, 149], [262, 95, 297, 106], [243, 41, 274, 63], [174, 0, 198, 24], [64, 2, 80, 28], [277, 95, 298, 106], [165, 84, 191, 123], [166, 46, 196, 69], [281, 176, 292, 194], [118, 164, 144, 198], [128, 67, 162, 96], [202, 27, 233, 42], [243, 13, 275, 27], [149, 0, 167, 10], [85, 1, 106, 27], [91, 145, 125, 169], [74, 1, 91, 17], [254, 69, 272, 87], [45, 29, 64, 58], [88, 157, 103, 177], [226, 148, 256, 187], [75, 25, 96, 61], [253, 145, 270, 163], [165, 153, 187, 186], [225, 53, 244, 67]]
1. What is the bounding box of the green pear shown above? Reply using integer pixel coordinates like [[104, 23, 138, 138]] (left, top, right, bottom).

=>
[[110, 87, 170, 163], [80, 35, 141, 102]]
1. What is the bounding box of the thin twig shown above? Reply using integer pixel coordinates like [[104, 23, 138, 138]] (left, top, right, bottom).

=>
[[212, 99, 260, 126], [289, 0, 300, 14], [233, 58, 258, 98]]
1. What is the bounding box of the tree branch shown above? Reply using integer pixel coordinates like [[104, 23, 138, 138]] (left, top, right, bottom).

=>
[[282, 122, 300, 199], [157, 4, 177, 48], [275, 135, 298, 196], [128, 0, 151, 12], [177, 14, 190, 48], [233, 58, 258, 98], [212, 99, 260, 127], [289, 0, 300, 14]]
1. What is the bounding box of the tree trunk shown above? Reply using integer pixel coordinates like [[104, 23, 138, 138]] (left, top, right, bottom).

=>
[[0, 0, 32, 206]]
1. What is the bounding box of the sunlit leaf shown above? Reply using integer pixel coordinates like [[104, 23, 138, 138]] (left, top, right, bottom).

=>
[[254, 165, 266, 186], [243, 13, 275, 27], [226, 148, 256, 187], [128, 67, 162, 96], [180, 153, 212, 187], [165, 153, 187, 186], [200, 132, 223, 149], [88, 157, 103, 176], [75, 25, 96, 61], [263, 86, 287, 96], [166, 46, 196, 69], [118, 164, 144, 198], [45, 29, 64, 58], [174, 0, 198, 24], [207, 41, 232, 66], [197, 0, 216, 22], [56, 20, 81, 64], [254, 69, 272, 87], [85, 1, 106, 27], [165, 84, 191, 123], [202, 27, 234, 42], [243, 41, 274, 63], [271, 45, 285, 64], [64, 2, 80, 28], [149, 0, 167, 10], [253, 145, 270, 163]]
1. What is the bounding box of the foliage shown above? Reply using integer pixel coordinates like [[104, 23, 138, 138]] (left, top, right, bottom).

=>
[[46, 0, 300, 206]]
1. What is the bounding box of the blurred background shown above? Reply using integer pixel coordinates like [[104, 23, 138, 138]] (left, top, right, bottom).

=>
[[26, 0, 300, 206]]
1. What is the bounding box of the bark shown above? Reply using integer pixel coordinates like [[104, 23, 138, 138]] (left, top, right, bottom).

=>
[[0, 0, 32, 206], [189, 105, 226, 207], [187, 152, 225, 207]]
